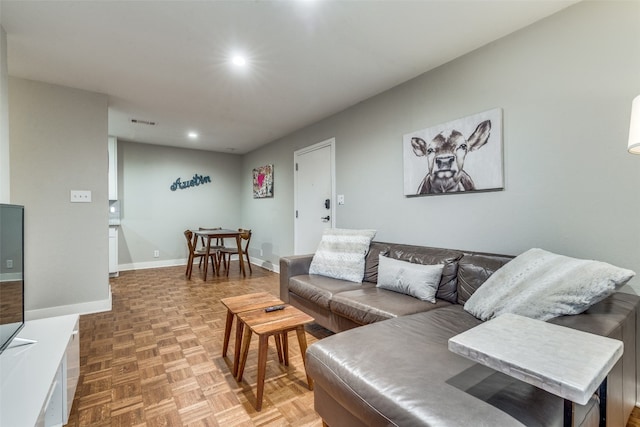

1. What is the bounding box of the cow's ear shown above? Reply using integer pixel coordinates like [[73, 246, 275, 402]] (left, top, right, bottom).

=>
[[411, 137, 428, 157], [467, 120, 491, 151]]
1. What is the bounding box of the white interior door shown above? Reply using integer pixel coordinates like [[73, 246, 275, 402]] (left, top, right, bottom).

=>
[[294, 138, 335, 255]]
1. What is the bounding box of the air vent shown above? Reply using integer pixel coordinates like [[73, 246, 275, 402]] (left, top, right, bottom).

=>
[[130, 118, 156, 126]]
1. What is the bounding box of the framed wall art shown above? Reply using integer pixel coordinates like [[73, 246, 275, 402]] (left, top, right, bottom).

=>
[[253, 164, 274, 198], [402, 108, 503, 196]]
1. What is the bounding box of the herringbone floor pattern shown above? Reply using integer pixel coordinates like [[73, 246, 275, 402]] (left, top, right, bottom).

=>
[[64, 262, 327, 427]]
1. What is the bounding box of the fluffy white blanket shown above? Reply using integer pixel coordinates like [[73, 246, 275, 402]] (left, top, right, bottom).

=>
[[464, 248, 635, 321]]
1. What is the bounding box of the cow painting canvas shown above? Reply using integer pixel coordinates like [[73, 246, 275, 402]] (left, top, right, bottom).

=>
[[403, 108, 503, 196]]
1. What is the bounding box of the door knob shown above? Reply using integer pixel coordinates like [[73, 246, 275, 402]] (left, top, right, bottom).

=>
[[321, 216, 330, 221]]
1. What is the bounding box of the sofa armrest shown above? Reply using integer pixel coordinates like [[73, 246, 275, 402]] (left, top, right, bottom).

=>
[[279, 254, 314, 303]]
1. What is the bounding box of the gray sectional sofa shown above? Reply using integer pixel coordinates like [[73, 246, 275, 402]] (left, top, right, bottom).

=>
[[279, 241, 639, 427]]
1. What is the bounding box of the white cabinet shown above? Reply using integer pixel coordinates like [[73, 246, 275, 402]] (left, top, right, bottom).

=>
[[108, 136, 118, 200], [0, 314, 80, 427], [109, 226, 118, 276], [65, 325, 80, 420]]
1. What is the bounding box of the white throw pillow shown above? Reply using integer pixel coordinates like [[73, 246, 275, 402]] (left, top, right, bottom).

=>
[[309, 228, 376, 283], [376, 255, 444, 303], [464, 248, 635, 321]]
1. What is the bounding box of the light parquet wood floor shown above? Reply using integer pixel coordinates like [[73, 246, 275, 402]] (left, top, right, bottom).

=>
[[64, 263, 327, 427], [630, 407, 640, 427], [63, 262, 640, 427]]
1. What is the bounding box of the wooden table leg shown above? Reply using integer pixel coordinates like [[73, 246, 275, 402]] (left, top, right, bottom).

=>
[[282, 331, 289, 366], [296, 326, 313, 390], [222, 310, 234, 357], [232, 320, 244, 377], [255, 334, 269, 411], [236, 325, 252, 382], [202, 236, 212, 281], [274, 334, 283, 363], [235, 235, 246, 277], [189, 232, 199, 279]]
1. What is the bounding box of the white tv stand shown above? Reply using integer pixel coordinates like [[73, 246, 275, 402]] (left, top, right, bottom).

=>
[[0, 314, 80, 427]]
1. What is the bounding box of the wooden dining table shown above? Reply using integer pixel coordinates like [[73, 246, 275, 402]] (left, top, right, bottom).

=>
[[191, 229, 246, 280]]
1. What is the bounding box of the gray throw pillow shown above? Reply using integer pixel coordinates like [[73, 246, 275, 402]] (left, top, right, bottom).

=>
[[376, 255, 444, 303]]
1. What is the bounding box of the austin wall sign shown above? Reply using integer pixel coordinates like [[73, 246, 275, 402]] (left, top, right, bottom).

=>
[[170, 174, 211, 191]]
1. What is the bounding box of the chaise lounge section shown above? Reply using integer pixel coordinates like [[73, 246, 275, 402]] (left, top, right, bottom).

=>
[[280, 241, 639, 427]]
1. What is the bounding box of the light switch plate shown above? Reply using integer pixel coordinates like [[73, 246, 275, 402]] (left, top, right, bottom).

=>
[[337, 194, 345, 205], [70, 190, 92, 203]]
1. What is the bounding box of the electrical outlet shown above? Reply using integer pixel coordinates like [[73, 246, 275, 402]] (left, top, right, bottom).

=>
[[6, 259, 13, 269], [70, 190, 92, 203], [153, 250, 160, 258]]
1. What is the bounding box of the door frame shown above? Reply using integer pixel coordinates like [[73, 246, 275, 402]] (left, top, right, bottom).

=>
[[293, 137, 336, 254]]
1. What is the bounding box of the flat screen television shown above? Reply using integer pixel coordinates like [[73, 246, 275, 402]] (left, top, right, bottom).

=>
[[0, 204, 24, 354]]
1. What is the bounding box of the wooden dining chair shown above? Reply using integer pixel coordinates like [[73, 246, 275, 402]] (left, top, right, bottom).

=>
[[184, 230, 217, 279], [219, 229, 252, 276], [198, 227, 224, 270]]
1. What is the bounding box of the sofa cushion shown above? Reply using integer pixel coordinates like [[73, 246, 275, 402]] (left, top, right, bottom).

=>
[[330, 287, 451, 325], [363, 242, 463, 303], [457, 252, 512, 305], [363, 242, 391, 283], [376, 255, 443, 302], [289, 274, 372, 310], [464, 248, 635, 321], [309, 228, 376, 282]]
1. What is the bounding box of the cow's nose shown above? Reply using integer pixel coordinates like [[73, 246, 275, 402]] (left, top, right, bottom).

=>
[[436, 155, 455, 169]]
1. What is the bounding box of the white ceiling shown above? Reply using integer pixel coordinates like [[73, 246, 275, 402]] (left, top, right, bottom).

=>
[[1, 0, 578, 154]]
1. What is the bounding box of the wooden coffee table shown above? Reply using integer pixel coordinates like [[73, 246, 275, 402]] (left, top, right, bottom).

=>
[[236, 304, 314, 411], [220, 292, 284, 377]]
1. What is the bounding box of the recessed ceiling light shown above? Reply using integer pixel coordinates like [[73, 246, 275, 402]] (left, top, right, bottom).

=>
[[232, 55, 247, 67], [188, 132, 198, 139]]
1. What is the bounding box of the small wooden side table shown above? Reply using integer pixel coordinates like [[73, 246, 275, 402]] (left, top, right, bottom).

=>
[[220, 292, 284, 376], [236, 305, 315, 411], [448, 313, 623, 427]]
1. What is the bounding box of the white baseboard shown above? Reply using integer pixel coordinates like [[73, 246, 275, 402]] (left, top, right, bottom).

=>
[[26, 285, 112, 321], [118, 256, 279, 274], [118, 258, 188, 272], [0, 273, 23, 281], [252, 257, 279, 273]]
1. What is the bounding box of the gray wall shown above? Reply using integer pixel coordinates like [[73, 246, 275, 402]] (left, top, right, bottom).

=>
[[242, 1, 640, 293], [117, 140, 242, 269], [1, 25, 9, 203], [9, 77, 110, 317], [239, 141, 295, 271]]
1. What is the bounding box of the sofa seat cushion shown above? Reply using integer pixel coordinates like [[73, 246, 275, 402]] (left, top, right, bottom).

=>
[[288, 274, 373, 310], [306, 305, 596, 427], [330, 287, 451, 325]]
